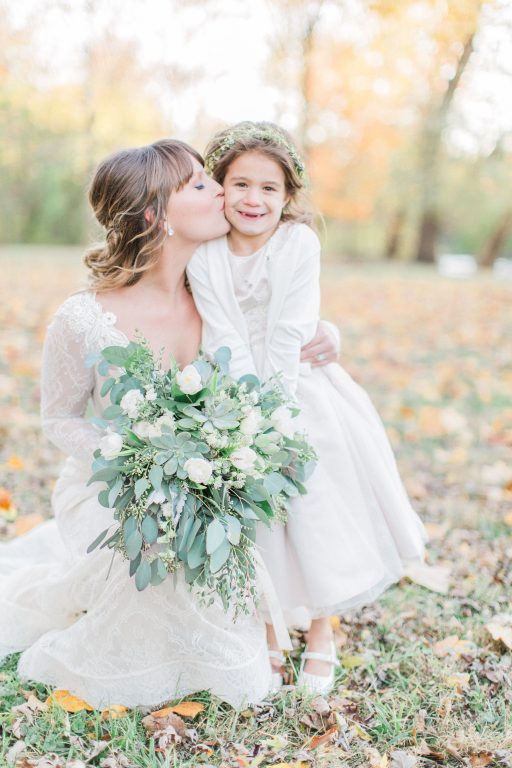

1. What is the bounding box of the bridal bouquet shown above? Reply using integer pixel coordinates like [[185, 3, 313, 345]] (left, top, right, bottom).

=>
[[86, 340, 316, 612]]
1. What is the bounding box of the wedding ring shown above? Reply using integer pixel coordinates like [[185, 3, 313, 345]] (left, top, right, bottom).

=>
[[316, 352, 327, 362]]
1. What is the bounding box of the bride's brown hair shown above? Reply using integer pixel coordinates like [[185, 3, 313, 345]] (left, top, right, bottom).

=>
[[85, 139, 203, 290]]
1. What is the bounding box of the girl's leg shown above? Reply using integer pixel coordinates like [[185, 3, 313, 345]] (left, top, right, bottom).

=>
[[266, 623, 285, 673], [305, 617, 335, 676]]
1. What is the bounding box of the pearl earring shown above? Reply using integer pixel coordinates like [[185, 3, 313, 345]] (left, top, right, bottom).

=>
[[167, 225, 174, 237]]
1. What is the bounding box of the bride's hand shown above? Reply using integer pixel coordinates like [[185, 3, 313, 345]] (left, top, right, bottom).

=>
[[300, 320, 340, 367]]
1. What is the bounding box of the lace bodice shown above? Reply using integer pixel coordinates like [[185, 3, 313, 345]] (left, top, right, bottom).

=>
[[228, 248, 271, 374], [41, 292, 128, 463]]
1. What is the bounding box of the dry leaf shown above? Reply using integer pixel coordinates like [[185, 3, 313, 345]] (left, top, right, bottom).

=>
[[444, 672, 470, 693], [469, 752, 494, 768], [167, 701, 204, 719], [6, 739, 27, 765], [100, 704, 129, 720], [341, 654, 367, 669], [414, 740, 445, 760], [142, 710, 186, 736], [6, 455, 25, 470], [46, 689, 94, 712], [485, 615, 512, 650], [15, 513, 45, 537], [432, 635, 476, 658], [390, 750, 417, 768], [306, 725, 339, 749], [366, 747, 388, 768], [404, 562, 451, 594], [311, 696, 331, 717]]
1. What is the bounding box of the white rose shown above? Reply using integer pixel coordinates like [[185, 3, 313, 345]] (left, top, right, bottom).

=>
[[270, 405, 295, 439], [133, 421, 162, 440], [99, 430, 123, 460], [157, 411, 175, 431], [147, 489, 166, 506], [120, 388, 145, 418], [183, 457, 213, 484], [240, 407, 262, 436], [145, 386, 157, 401], [161, 502, 173, 518], [176, 365, 203, 395], [230, 446, 258, 472], [110, 366, 125, 379]]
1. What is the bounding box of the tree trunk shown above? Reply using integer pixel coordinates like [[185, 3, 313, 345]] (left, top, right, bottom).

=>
[[479, 209, 512, 267], [384, 208, 406, 260], [415, 34, 475, 263]]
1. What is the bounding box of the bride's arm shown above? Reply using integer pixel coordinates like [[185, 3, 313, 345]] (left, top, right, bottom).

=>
[[40, 306, 101, 463]]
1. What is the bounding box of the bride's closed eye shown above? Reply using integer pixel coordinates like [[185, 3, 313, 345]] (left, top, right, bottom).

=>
[[194, 183, 205, 190]]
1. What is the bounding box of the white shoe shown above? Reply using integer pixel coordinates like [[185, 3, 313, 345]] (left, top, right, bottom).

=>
[[297, 641, 339, 695], [268, 650, 285, 695]]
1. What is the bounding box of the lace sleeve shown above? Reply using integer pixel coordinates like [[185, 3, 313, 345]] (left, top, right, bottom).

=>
[[40, 300, 101, 463]]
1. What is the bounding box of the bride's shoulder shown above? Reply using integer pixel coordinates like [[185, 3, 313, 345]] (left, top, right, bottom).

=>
[[49, 290, 106, 333]]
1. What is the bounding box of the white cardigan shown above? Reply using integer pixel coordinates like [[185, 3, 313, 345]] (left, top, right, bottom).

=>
[[187, 223, 322, 397]]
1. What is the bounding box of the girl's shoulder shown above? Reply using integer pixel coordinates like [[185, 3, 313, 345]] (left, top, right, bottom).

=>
[[49, 290, 113, 336], [278, 222, 321, 256]]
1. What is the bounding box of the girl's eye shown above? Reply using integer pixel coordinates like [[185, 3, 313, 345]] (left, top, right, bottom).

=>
[[194, 184, 205, 190], [235, 182, 247, 188], [264, 186, 277, 192]]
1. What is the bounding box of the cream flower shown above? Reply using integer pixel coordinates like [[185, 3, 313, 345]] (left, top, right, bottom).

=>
[[120, 388, 144, 418], [270, 405, 295, 439], [240, 407, 262, 436], [99, 430, 123, 460], [184, 457, 214, 485], [176, 365, 202, 395], [230, 446, 258, 472]]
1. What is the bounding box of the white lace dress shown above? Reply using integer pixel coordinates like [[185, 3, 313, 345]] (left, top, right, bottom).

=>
[[0, 292, 272, 709]]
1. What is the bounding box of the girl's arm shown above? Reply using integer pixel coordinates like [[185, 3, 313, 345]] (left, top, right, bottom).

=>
[[186, 250, 259, 380], [40, 305, 101, 463], [263, 225, 321, 397]]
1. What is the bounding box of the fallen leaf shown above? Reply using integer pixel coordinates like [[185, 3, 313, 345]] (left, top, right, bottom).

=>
[[100, 704, 129, 720], [485, 615, 512, 650], [469, 752, 494, 768], [306, 725, 339, 749], [46, 689, 94, 712], [167, 701, 204, 719], [15, 513, 45, 536], [366, 747, 388, 768], [311, 696, 331, 716], [142, 710, 186, 736], [6, 455, 25, 470], [6, 739, 27, 765], [432, 635, 476, 658], [444, 672, 470, 693], [390, 750, 418, 768], [340, 654, 367, 669], [404, 562, 451, 594]]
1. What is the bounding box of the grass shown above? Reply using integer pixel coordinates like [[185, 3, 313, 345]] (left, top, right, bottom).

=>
[[1, 247, 511, 766]]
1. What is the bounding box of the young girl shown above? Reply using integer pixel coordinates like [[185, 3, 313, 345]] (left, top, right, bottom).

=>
[[186, 122, 427, 694]]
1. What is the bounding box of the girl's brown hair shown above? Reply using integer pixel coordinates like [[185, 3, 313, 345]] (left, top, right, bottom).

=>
[[204, 121, 312, 226], [85, 139, 203, 291]]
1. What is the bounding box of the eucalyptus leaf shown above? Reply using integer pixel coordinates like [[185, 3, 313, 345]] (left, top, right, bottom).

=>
[[149, 465, 163, 491], [88, 467, 120, 485], [98, 489, 111, 508], [135, 477, 149, 499], [226, 515, 241, 545], [141, 515, 159, 545], [163, 457, 178, 476], [135, 559, 151, 591], [187, 532, 206, 569], [123, 517, 137, 539], [206, 518, 226, 555], [100, 377, 115, 397], [87, 528, 109, 554], [129, 552, 141, 576], [150, 558, 166, 586], [125, 529, 143, 560], [209, 537, 231, 573], [102, 404, 124, 419]]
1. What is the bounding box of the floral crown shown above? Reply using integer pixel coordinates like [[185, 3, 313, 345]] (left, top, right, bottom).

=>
[[204, 124, 306, 181]]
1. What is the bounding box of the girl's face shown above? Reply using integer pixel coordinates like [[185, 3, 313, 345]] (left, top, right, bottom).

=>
[[166, 155, 230, 244], [222, 151, 289, 244]]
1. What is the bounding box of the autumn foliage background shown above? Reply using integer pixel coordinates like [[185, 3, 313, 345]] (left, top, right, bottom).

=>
[[1, 0, 512, 764]]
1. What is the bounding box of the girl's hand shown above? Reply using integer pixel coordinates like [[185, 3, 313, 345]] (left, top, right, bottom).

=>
[[300, 321, 340, 367]]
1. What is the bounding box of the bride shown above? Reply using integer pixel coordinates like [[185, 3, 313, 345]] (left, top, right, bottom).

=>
[[0, 138, 338, 709]]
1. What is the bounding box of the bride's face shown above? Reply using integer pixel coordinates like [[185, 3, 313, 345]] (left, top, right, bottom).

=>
[[165, 155, 230, 243]]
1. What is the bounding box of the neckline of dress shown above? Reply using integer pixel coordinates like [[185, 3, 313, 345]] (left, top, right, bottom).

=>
[[225, 221, 291, 261], [87, 291, 130, 345]]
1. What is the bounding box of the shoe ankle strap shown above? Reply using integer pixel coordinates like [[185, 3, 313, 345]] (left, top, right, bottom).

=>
[[301, 650, 339, 665]]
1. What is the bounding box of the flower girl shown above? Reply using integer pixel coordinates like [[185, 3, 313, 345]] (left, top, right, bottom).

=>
[[186, 121, 427, 694]]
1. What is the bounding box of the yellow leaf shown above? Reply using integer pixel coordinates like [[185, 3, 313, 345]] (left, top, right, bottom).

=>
[[47, 689, 94, 712], [6, 455, 24, 471], [15, 513, 44, 537], [153, 701, 204, 719], [341, 655, 367, 669], [330, 615, 341, 630], [0, 487, 13, 510], [444, 673, 470, 693], [100, 704, 129, 720], [432, 636, 476, 658]]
